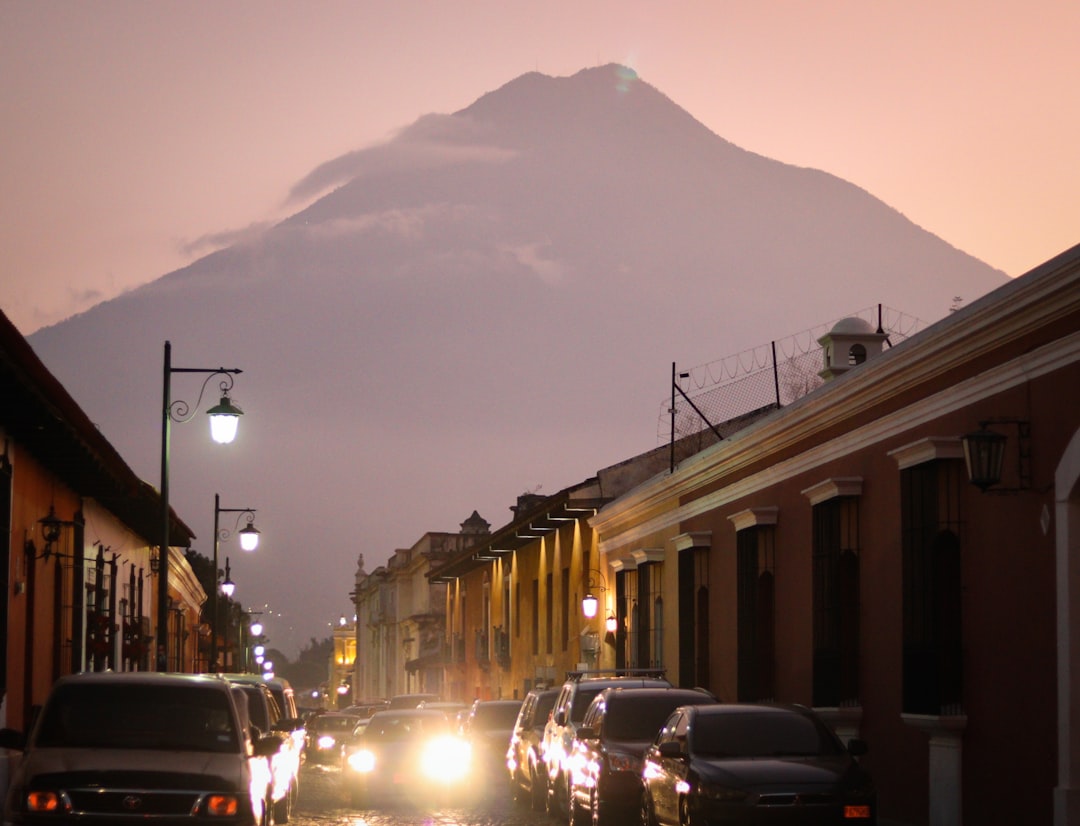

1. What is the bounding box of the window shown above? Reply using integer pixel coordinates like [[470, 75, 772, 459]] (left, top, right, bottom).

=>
[[678, 544, 709, 688], [737, 526, 775, 701], [561, 567, 570, 651], [618, 568, 639, 668], [812, 497, 861, 707], [901, 460, 964, 715], [531, 579, 539, 656], [545, 572, 554, 655]]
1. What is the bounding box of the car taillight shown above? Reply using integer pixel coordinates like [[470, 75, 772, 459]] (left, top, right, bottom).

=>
[[26, 791, 63, 813], [206, 794, 240, 816], [844, 804, 872, 819]]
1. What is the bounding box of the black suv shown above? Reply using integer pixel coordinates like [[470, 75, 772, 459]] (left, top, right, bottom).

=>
[[567, 686, 718, 826], [541, 669, 670, 817]]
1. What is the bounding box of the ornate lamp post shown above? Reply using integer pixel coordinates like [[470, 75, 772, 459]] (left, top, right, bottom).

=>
[[211, 493, 259, 670], [158, 341, 243, 670]]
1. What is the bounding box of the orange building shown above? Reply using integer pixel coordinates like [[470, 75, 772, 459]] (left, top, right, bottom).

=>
[[1, 311, 203, 739]]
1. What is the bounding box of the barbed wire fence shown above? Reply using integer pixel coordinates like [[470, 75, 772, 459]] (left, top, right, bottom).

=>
[[658, 305, 927, 469]]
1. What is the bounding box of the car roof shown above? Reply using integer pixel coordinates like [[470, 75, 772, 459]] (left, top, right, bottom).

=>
[[602, 686, 714, 701], [369, 708, 450, 720], [686, 702, 808, 717], [54, 671, 229, 690]]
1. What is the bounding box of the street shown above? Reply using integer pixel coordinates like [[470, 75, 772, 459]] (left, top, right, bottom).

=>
[[292, 763, 551, 826]]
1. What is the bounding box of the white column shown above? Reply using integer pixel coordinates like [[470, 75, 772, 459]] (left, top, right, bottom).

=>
[[903, 714, 967, 826]]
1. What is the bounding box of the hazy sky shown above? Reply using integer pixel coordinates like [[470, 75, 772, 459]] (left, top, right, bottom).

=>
[[2, 1, 1077, 337]]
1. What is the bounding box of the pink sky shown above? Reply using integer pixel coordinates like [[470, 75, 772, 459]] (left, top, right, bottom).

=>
[[2, 0, 1077, 337]]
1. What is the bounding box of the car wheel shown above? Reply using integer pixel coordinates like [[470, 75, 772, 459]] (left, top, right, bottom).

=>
[[568, 785, 590, 826], [679, 795, 705, 826], [641, 790, 659, 826], [530, 763, 548, 812], [272, 783, 292, 823]]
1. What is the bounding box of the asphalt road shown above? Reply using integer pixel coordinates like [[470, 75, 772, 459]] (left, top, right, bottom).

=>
[[292, 763, 553, 826]]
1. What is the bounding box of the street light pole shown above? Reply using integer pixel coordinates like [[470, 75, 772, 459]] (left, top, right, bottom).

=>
[[157, 342, 243, 671], [211, 493, 259, 671]]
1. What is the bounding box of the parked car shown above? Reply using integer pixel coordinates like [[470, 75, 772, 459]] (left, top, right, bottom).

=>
[[341, 699, 388, 719], [567, 686, 718, 826], [542, 669, 671, 817], [227, 679, 302, 822], [0, 672, 281, 826], [417, 700, 469, 723], [506, 687, 559, 810], [460, 698, 524, 778], [304, 712, 361, 765], [220, 673, 306, 754], [386, 692, 441, 710], [340, 708, 470, 807], [640, 703, 877, 826]]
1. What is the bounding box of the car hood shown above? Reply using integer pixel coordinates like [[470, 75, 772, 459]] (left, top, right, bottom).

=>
[[599, 737, 653, 755], [16, 747, 249, 784], [694, 755, 857, 789]]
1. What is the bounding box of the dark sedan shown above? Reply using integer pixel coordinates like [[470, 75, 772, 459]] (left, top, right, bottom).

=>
[[641, 703, 876, 825]]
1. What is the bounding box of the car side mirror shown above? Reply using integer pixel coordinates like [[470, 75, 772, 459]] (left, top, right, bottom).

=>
[[253, 735, 282, 758], [847, 738, 869, 757], [657, 741, 684, 758], [553, 710, 567, 726], [576, 725, 598, 741]]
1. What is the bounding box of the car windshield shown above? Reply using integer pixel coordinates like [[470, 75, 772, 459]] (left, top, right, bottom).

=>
[[605, 696, 701, 741], [533, 693, 556, 725], [34, 683, 239, 753], [473, 704, 522, 729], [314, 715, 358, 732], [362, 714, 449, 742], [570, 688, 604, 722], [237, 686, 269, 731], [691, 711, 842, 758]]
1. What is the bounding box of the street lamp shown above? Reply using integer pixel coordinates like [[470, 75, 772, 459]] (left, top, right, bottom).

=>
[[158, 341, 243, 670], [211, 493, 259, 671]]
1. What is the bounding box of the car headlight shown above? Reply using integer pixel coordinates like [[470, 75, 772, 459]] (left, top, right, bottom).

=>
[[420, 736, 472, 784], [696, 783, 748, 803], [317, 734, 337, 750], [347, 749, 376, 773]]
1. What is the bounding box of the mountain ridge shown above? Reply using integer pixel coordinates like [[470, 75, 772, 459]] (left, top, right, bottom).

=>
[[26, 64, 1006, 655]]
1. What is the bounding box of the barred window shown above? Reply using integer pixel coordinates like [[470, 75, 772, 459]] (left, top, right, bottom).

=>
[[902, 460, 964, 715], [812, 497, 861, 707], [737, 526, 775, 701]]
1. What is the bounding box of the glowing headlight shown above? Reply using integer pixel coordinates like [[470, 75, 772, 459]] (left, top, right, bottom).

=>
[[420, 736, 472, 783], [347, 749, 376, 773], [317, 735, 337, 750]]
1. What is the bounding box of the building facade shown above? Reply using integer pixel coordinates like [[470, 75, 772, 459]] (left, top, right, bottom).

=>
[[1, 310, 205, 740], [590, 244, 1080, 825]]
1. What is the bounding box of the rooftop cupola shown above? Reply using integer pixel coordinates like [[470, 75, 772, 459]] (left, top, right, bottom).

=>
[[818, 316, 888, 380]]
